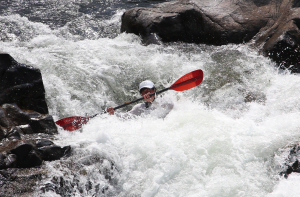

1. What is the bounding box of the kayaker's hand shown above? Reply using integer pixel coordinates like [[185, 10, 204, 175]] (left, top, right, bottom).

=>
[[107, 107, 115, 115]]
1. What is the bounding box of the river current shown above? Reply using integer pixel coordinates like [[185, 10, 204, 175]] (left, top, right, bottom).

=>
[[1, 0, 300, 196]]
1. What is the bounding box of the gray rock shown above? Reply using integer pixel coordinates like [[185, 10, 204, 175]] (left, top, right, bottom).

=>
[[252, 0, 300, 72], [121, 0, 271, 45], [0, 168, 45, 196], [121, 0, 300, 72]]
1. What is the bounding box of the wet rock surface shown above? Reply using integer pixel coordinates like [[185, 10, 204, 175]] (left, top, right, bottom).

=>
[[0, 53, 71, 195], [0, 168, 45, 196], [40, 154, 120, 197], [0, 103, 58, 138], [0, 139, 71, 169], [0, 137, 71, 195], [0, 53, 49, 114], [253, 0, 300, 73], [121, 0, 300, 72], [280, 145, 300, 178]]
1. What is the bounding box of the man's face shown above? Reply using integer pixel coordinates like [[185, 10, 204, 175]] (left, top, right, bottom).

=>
[[141, 88, 156, 102]]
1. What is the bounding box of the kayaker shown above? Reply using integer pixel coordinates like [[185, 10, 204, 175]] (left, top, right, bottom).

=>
[[106, 80, 173, 118]]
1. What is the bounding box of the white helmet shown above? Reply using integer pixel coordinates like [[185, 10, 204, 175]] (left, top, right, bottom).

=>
[[139, 80, 155, 93]]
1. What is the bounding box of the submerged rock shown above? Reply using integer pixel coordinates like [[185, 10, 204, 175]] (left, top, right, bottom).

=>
[[0, 168, 45, 196], [280, 144, 300, 178], [40, 155, 119, 196]]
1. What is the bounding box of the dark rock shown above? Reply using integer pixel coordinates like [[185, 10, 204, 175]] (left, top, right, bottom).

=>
[[252, 0, 300, 72], [0, 53, 49, 114], [0, 153, 5, 169], [121, 0, 270, 45], [38, 145, 71, 161], [0, 107, 12, 141], [280, 145, 300, 178], [266, 41, 300, 73], [294, 1, 300, 7], [20, 150, 43, 168], [4, 140, 43, 168], [16, 124, 34, 134], [0, 126, 5, 141], [121, 0, 300, 72], [1, 103, 58, 135], [0, 139, 71, 169], [5, 126, 22, 140], [0, 107, 12, 128], [2, 103, 35, 125], [0, 53, 12, 76], [29, 115, 58, 134], [144, 33, 163, 45], [0, 54, 58, 138], [9, 141, 35, 165], [0, 53, 72, 194]]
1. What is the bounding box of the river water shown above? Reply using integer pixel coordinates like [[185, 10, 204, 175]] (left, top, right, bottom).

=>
[[1, 0, 300, 196]]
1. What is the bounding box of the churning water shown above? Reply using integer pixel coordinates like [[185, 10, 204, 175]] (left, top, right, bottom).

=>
[[1, 0, 300, 196]]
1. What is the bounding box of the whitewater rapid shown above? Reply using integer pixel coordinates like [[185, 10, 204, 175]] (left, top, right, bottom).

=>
[[1, 7, 300, 197]]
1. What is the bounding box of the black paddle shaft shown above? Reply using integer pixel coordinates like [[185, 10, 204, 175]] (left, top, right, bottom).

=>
[[113, 87, 170, 110], [89, 87, 170, 119]]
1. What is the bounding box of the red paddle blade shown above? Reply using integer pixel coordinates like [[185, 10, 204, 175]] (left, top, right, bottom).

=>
[[55, 116, 90, 131], [170, 69, 203, 91]]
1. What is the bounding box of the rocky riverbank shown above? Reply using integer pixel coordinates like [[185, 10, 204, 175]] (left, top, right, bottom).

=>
[[0, 53, 71, 196]]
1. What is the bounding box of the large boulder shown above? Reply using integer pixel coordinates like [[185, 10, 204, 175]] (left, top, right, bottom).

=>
[[121, 0, 300, 72], [0, 103, 58, 141], [121, 0, 272, 45], [0, 139, 71, 196], [0, 52, 70, 195], [252, 0, 300, 73], [0, 139, 71, 169], [0, 53, 49, 114], [0, 53, 58, 141]]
